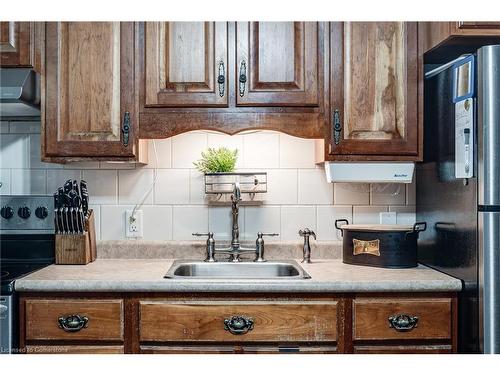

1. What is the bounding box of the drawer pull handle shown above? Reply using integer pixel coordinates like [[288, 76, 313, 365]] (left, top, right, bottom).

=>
[[333, 109, 342, 145], [217, 60, 225, 97], [388, 314, 418, 332], [122, 111, 130, 147], [224, 315, 254, 335], [238, 60, 247, 97], [58, 314, 89, 332]]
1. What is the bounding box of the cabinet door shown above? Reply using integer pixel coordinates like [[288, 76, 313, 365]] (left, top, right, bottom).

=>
[[330, 22, 418, 158], [43, 22, 137, 158], [144, 22, 228, 107], [236, 22, 319, 106], [0, 22, 33, 67]]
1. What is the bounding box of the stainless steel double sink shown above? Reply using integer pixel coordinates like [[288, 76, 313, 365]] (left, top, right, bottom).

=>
[[164, 260, 311, 280]]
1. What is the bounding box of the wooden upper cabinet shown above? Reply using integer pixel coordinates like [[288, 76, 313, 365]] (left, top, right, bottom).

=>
[[144, 22, 228, 107], [457, 22, 500, 29], [329, 22, 418, 159], [0, 22, 34, 68], [139, 22, 326, 139], [235, 22, 319, 107], [43, 22, 140, 160], [420, 22, 500, 55]]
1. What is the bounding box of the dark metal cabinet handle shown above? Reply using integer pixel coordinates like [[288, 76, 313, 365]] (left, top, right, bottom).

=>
[[238, 61, 247, 97], [58, 314, 89, 332], [224, 315, 254, 335], [122, 111, 130, 147], [333, 109, 342, 145], [388, 314, 418, 332], [217, 60, 225, 97]]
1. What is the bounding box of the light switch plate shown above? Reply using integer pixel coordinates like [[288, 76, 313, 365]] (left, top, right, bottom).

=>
[[126, 209, 143, 238], [379, 212, 397, 225]]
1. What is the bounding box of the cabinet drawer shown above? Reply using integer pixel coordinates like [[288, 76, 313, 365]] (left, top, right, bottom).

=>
[[139, 300, 338, 342], [141, 345, 337, 354], [25, 299, 124, 341], [354, 345, 452, 354], [353, 298, 452, 340]]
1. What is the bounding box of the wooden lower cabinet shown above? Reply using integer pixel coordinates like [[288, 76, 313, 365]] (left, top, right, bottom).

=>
[[353, 297, 452, 341], [139, 300, 337, 342], [19, 293, 457, 354], [24, 299, 124, 341]]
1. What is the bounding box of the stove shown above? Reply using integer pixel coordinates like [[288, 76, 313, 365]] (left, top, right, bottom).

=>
[[0, 195, 54, 354]]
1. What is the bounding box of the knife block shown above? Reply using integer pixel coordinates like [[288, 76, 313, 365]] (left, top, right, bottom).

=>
[[55, 209, 97, 265]]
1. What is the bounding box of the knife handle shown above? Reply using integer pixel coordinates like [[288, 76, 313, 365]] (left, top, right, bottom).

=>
[[64, 180, 72, 193]]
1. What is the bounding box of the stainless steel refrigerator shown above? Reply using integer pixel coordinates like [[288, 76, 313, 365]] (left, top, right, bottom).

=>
[[417, 45, 500, 353]]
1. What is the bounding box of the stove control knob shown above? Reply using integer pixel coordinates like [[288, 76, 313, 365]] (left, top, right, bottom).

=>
[[18, 206, 31, 219], [35, 206, 49, 219], [1, 206, 14, 219]]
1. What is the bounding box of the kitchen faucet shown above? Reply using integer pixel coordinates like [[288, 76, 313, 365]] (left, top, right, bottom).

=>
[[193, 182, 278, 262]]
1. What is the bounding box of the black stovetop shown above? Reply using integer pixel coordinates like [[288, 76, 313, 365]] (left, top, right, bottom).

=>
[[1, 196, 56, 295], [0, 262, 52, 295]]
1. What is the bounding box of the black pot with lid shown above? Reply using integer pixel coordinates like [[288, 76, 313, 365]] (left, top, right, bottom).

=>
[[335, 219, 427, 268]]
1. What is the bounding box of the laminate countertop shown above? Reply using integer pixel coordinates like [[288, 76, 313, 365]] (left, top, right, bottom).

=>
[[15, 259, 462, 293]]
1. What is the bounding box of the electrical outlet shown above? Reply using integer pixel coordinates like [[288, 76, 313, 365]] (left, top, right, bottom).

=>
[[126, 209, 143, 238], [379, 212, 397, 225]]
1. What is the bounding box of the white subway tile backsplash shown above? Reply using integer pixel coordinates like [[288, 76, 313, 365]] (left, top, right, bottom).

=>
[[280, 206, 316, 241], [172, 206, 208, 240], [0, 134, 30, 169], [142, 206, 173, 240], [29, 134, 63, 169], [172, 132, 208, 168], [353, 205, 388, 224], [389, 205, 417, 225], [82, 170, 118, 205], [279, 134, 316, 169], [11, 169, 46, 195], [100, 205, 134, 240], [208, 206, 244, 241], [145, 139, 171, 169], [118, 169, 154, 205], [244, 206, 281, 241], [189, 169, 206, 204], [265, 169, 297, 204], [99, 205, 174, 241], [155, 169, 190, 204], [334, 183, 370, 205], [370, 183, 406, 205], [46, 170, 81, 195], [316, 205, 352, 241], [243, 132, 279, 168], [0, 169, 11, 195], [298, 168, 333, 205], [2, 123, 415, 242]]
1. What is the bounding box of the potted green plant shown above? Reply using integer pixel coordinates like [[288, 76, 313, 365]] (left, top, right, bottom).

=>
[[194, 147, 239, 194], [193, 147, 238, 174]]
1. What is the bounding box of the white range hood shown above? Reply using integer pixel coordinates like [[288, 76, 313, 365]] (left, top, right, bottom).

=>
[[324, 162, 415, 183]]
